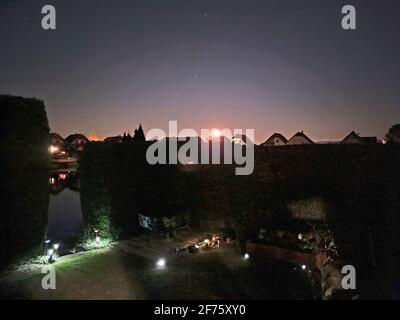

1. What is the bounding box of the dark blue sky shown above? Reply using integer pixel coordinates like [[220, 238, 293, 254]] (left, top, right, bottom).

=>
[[1, 0, 399, 143]]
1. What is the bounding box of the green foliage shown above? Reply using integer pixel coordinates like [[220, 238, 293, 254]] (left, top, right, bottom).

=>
[[79, 141, 200, 238], [83, 207, 118, 241], [80, 207, 117, 250], [30, 252, 59, 265], [0, 95, 50, 168], [0, 95, 50, 269], [78, 139, 400, 297], [81, 237, 112, 250]]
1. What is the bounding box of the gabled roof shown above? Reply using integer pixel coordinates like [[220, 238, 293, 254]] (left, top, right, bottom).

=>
[[261, 133, 288, 146], [104, 135, 122, 143], [65, 133, 89, 143], [341, 131, 360, 143], [49, 133, 65, 142], [341, 131, 377, 144], [288, 131, 315, 144]]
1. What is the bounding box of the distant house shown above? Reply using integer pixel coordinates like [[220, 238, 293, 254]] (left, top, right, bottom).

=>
[[65, 133, 89, 152], [286, 131, 314, 145], [104, 135, 123, 144], [261, 133, 288, 147], [341, 131, 377, 145], [50, 133, 65, 147], [49, 133, 67, 156]]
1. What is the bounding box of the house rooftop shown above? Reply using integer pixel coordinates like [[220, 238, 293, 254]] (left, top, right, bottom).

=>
[[341, 131, 377, 144], [269, 133, 287, 142], [288, 131, 315, 144], [65, 133, 89, 143]]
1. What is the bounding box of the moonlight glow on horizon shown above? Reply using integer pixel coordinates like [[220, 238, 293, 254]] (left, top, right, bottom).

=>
[[211, 129, 222, 139], [0, 1, 399, 143]]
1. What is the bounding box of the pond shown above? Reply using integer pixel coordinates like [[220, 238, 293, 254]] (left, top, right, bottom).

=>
[[48, 167, 83, 248]]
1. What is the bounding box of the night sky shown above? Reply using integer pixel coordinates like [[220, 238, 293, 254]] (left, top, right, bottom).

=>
[[1, 0, 399, 143]]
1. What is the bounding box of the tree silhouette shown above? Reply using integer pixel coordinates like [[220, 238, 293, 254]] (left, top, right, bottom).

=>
[[133, 124, 146, 142], [122, 132, 132, 143], [386, 124, 400, 144]]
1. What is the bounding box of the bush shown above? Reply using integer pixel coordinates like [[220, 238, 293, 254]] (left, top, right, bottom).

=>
[[0, 95, 50, 268], [82, 207, 119, 245]]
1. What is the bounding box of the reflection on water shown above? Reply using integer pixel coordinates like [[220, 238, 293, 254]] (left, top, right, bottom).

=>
[[48, 167, 82, 246], [48, 189, 82, 243]]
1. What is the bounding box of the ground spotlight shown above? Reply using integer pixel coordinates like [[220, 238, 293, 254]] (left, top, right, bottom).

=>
[[43, 239, 51, 256], [156, 258, 166, 268]]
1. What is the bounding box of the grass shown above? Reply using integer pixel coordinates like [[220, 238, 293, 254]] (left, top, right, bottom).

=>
[[0, 241, 312, 300]]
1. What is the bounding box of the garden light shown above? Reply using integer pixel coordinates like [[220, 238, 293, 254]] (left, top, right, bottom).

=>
[[48, 145, 59, 154], [244, 253, 250, 260], [43, 239, 51, 255], [96, 236, 100, 243], [156, 258, 166, 268], [53, 243, 59, 250], [48, 249, 54, 256], [298, 233, 303, 240], [301, 264, 307, 270]]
